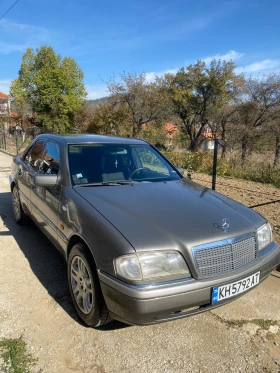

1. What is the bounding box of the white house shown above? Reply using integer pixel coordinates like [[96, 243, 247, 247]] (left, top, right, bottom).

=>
[[0, 92, 11, 116]]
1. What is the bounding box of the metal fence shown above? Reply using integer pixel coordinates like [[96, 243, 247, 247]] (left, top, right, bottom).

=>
[[0, 129, 32, 155]]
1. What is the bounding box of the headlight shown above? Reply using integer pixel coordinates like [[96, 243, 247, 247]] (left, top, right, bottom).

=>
[[115, 250, 191, 283], [257, 223, 272, 252]]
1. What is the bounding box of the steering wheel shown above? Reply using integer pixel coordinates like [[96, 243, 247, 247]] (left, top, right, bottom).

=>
[[129, 167, 151, 179]]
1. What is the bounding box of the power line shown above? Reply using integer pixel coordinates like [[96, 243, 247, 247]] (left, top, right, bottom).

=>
[[249, 200, 280, 208], [0, 0, 20, 21]]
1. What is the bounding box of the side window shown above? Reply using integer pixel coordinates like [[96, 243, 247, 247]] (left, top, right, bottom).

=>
[[23, 140, 47, 173], [135, 147, 170, 175], [38, 141, 60, 175]]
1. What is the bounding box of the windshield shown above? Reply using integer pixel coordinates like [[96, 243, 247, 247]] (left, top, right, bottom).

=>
[[68, 143, 181, 186]]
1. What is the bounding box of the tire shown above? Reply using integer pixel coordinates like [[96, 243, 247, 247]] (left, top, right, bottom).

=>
[[67, 243, 111, 327], [12, 186, 28, 224]]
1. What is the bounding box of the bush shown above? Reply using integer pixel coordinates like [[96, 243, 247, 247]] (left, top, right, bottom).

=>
[[162, 150, 213, 174], [162, 150, 280, 187]]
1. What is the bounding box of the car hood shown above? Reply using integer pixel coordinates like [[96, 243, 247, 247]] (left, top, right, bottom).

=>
[[74, 179, 265, 254]]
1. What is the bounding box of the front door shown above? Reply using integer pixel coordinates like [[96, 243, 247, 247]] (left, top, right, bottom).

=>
[[31, 140, 62, 245], [17, 140, 47, 215]]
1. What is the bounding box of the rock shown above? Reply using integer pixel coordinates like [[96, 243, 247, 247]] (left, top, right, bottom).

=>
[[258, 329, 268, 339], [269, 325, 279, 334], [242, 323, 261, 336]]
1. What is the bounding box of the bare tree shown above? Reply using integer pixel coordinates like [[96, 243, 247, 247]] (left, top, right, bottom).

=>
[[232, 74, 280, 166], [264, 118, 280, 166], [107, 72, 170, 137]]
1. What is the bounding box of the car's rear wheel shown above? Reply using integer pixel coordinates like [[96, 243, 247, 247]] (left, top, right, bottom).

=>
[[67, 243, 111, 327], [12, 186, 28, 224]]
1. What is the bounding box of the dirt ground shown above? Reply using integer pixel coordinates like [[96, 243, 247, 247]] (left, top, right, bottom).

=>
[[0, 151, 280, 373], [192, 173, 280, 246]]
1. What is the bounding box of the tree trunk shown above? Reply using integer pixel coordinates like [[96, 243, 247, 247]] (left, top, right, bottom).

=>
[[273, 135, 280, 167], [132, 123, 138, 137], [190, 138, 200, 152], [221, 142, 227, 159], [241, 135, 248, 169]]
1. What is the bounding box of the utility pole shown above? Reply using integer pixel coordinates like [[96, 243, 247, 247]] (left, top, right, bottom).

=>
[[212, 139, 219, 191]]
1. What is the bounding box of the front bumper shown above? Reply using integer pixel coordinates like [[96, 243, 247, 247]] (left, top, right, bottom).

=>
[[99, 242, 280, 325]]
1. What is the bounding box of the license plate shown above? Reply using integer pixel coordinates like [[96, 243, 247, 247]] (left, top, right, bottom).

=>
[[212, 272, 260, 303]]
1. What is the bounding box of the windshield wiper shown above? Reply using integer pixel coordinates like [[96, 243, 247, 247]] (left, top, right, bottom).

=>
[[102, 181, 134, 185], [75, 180, 134, 187]]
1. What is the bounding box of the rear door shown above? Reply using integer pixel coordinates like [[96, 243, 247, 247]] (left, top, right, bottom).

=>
[[17, 140, 47, 215]]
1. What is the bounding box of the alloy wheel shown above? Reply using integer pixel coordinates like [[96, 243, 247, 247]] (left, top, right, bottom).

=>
[[70, 256, 93, 314]]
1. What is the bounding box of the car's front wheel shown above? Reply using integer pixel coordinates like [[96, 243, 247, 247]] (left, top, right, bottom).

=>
[[67, 243, 111, 327], [12, 186, 28, 224]]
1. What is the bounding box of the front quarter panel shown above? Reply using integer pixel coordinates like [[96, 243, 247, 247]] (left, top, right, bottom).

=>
[[58, 186, 135, 276]]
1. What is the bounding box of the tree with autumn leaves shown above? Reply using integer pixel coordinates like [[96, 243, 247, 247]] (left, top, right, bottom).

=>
[[88, 60, 245, 153], [90, 64, 280, 163]]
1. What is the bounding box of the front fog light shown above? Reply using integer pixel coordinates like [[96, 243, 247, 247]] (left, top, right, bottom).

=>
[[257, 223, 272, 252], [115, 250, 191, 283]]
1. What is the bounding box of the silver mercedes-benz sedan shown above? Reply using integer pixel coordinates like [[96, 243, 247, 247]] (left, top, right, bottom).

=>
[[9, 134, 280, 327]]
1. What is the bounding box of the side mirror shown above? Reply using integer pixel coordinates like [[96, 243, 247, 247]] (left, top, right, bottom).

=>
[[33, 174, 58, 187], [177, 167, 184, 176]]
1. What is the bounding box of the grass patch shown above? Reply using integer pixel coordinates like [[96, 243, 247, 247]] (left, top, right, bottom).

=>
[[226, 320, 247, 327], [212, 314, 278, 330], [225, 319, 277, 330], [0, 337, 37, 373], [252, 319, 277, 330]]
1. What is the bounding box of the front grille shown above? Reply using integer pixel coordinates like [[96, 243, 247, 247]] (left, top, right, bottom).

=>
[[193, 236, 257, 277]]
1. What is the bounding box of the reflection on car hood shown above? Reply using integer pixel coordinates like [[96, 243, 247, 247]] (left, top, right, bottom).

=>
[[75, 179, 265, 252]]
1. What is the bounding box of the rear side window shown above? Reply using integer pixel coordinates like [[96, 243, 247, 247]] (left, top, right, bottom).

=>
[[23, 140, 47, 172], [38, 141, 60, 175]]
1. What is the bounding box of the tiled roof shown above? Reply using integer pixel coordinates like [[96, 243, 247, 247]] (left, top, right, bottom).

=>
[[202, 132, 214, 139], [164, 122, 177, 133], [0, 92, 10, 99], [202, 132, 221, 139]]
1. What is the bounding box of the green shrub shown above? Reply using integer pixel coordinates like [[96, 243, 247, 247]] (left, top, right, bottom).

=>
[[162, 150, 280, 187]]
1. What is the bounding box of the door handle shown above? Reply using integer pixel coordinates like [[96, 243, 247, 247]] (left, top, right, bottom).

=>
[[17, 168, 22, 176], [31, 182, 37, 190]]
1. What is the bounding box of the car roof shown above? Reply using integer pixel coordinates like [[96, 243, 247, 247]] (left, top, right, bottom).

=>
[[36, 133, 147, 145]]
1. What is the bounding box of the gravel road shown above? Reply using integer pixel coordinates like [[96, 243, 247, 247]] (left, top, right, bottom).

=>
[[0, 151, 280, 373]]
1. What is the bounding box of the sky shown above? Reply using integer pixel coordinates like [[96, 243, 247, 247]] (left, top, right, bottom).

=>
[[0, 0, 280, 99]]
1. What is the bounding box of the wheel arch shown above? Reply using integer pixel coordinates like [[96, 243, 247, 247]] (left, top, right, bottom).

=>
[[10, 180, 16, 192], [67, 234, 97, 266]]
